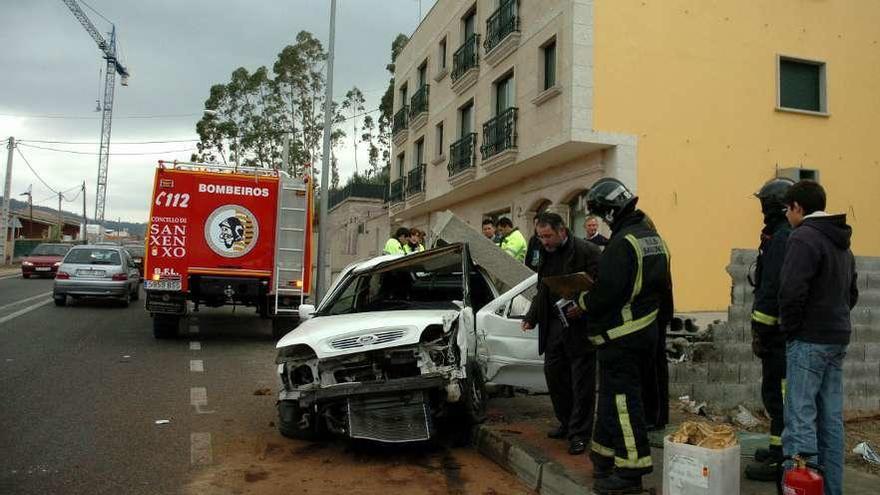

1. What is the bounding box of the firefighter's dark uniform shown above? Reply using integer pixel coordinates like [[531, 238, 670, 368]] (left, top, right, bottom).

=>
[[751, 219, 791, 455], [577, 210, 673, 480]]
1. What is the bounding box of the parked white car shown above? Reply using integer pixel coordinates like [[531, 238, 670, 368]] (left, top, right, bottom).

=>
[[275, 243, 545, 443]]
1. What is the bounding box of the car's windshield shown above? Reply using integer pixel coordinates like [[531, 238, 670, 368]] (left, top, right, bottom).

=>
[[30, 244, 70, 257], [319, 247, 464, 316], [64, 248, 121, 266]]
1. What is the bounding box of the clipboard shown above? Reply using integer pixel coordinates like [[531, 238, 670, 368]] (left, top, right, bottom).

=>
[[542, 272, 595, 299]]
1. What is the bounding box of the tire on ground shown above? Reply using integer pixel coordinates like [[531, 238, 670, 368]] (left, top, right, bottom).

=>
[[152, 315, 179, 339]]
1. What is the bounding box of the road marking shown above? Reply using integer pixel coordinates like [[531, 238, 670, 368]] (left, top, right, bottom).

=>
[[189, 341, 201, 350], [189, 324, 199, 334], [190, 359, 204, 372], [0, 292, 52, 313], [190, 432, 213, 466], [0, 298, 54, 326], [0, 273, 22, 280]]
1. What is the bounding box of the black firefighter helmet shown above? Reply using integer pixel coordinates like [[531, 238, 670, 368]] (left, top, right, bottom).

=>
[[586, 178, 637, 225], [755, 177, 795, 214]]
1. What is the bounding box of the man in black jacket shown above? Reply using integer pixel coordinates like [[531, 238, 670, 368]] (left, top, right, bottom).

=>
[[522, 212, 601, 455], [746, 177, 794, 482], [779, 180, 858, 495], [573, 178, 673, 494]]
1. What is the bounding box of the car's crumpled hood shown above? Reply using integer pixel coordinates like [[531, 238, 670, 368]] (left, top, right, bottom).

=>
[[276, 310, 459, 359]]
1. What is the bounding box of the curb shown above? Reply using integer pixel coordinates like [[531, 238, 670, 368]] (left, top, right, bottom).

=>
[[475, 426, 592, 495]]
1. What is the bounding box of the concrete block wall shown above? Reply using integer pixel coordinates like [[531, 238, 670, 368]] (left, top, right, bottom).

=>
[[670, 249, 880, 413]]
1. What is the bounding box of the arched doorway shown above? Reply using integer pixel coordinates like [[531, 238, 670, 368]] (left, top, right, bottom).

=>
[[564, 189, 589, 238]]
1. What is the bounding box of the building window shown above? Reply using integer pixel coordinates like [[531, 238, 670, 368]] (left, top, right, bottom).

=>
[[778, 56, 827, 114], [399, 83, 408, 108], [438, 36, 447, 70], [463, 7, 476, 39], [396, 153, 406, 178], [418, 60, 428, 87], [414, 138, 425, 166], [494, 71, 514, 115], [542, 38, 557, 90], [459, 100, 474, 136], [435, 121, 445, 157]]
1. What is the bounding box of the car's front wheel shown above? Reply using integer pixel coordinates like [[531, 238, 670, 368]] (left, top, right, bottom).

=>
[[277, 400, 322, 441]]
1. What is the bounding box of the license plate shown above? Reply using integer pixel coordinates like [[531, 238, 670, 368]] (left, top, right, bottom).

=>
[[35, 267, 51, 272], [144, 279, 182, 291], [76, 269, 105, 278]]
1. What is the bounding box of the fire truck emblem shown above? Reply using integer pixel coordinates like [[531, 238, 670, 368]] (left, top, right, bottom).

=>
[[205, 205, 259, 258]]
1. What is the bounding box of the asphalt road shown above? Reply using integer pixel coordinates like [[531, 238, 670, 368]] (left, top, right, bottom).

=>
[[0, 275, 528, 495]]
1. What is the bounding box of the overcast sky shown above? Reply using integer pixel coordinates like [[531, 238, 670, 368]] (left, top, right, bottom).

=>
[[0, 0, 434, 222]]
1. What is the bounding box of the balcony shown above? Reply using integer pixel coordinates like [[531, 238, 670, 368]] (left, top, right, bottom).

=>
[[388, 178, 405, 205], [408, 85, 430, 131], [483, 0, 520, 66], [405, 164, 427, 204], [392, 106, 409, 146], [447, 133, 477, 186], [480, 107, 518, 172], [451, 34, 480, 94], [329, 182, 387, 210]]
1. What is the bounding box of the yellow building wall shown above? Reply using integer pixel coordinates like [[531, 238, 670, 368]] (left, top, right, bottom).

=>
[[593, 0, 880, 311]]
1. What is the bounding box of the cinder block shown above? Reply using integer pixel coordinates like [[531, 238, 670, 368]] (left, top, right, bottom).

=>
[[846, 343, 867, 362], [855, 256, 880, 271], [713, 323, 743, 343], [708, 362, 739, 383], [475, 427, 510, 468], [676, 363, 709, 384], [739, 362, 763, 384], [864, 343, 880, 363], [845, 395, 874, 413], [506, 442, 544, 490], [856, 289, 880, 306], [853, 324, 880, 343], [851, 309, 873, 326], [844, 362, 879, 381], [721, 343, 757, 364]]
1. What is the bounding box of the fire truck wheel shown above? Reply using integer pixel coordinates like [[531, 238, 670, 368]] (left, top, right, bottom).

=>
[[153, 315, 179, 339]]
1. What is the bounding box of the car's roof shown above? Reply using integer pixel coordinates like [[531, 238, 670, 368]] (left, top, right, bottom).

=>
[[71, 244, 125, 251]]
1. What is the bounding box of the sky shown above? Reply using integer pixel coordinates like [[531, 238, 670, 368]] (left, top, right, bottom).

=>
[[0, 0, 435, 222]]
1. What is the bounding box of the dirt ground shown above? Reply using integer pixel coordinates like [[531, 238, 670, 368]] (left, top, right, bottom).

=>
[[184, 427, 534, 495]]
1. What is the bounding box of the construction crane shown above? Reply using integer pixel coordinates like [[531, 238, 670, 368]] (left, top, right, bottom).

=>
[[62, 0, 130, 238]]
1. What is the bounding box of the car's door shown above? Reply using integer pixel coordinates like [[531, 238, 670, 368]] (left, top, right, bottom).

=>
[[475, 273, 547, 392]]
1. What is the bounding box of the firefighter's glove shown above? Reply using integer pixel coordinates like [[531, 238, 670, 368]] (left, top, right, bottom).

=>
[[750, 321, 775, 359]]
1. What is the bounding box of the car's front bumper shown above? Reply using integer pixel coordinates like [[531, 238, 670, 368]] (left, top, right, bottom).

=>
[[22, 265, 57, 277], [54, 280, 129, 297], [279, 374, 447, 407]]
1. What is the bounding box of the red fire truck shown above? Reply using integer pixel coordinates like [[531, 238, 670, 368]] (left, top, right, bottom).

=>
[[143, 161, 313, 339]]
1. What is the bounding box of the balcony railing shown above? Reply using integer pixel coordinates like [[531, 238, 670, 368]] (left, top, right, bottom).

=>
[[406, 164, 426, 196], [448, 133, 477, 177], [452, 34, 480, 82], [484, 0, 519, 53], [392, 106, 409, 135], [388, 178, 405, 204], [329, 182, 387, 209], [480, 107, 518, 160], [409, 85, 429, 120]]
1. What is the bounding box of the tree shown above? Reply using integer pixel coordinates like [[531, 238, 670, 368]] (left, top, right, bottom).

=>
[[360, 114, 380, 177], [377, 34, 409, 175], [341, 87, 366, 175]]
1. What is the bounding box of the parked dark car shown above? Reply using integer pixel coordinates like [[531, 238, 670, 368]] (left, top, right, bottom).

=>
[[21, 243, 72, 278], [124, 244, 145, 280]]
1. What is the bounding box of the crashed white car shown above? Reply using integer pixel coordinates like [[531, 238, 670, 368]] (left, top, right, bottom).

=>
[[275, 243, 546, 443]]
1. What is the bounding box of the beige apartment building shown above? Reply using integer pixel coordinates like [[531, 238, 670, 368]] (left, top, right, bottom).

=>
[[389, 0, 632, 247], [387, 0, 880, 311]]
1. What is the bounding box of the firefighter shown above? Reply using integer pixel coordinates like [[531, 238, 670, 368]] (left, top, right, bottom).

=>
[[572, 178, 673, 494], [383, 227, 410, 255], [496, 217, 527, 262], [745, 177, 794, 482]]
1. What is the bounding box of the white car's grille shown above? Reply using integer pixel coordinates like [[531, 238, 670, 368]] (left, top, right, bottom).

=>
[[330, 330, 406, 350]]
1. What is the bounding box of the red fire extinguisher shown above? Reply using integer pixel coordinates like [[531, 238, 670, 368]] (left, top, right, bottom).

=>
[[781, 455, 824, 495]]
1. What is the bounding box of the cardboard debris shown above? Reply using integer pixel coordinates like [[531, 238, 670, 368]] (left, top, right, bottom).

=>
[[670, 421, 737, 449], [542, 272, 594, 299]]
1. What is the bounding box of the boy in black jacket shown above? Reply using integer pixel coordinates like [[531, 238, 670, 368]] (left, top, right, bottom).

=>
[[779, 180, 858, 495]]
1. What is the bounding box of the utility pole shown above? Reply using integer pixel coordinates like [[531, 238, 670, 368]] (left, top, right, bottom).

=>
[[20, 185, 33, 236], [81, 181, 87, 241], [1, 137, 14, 264], [58, 192, 63, 240], [315, 0, 337, 302]]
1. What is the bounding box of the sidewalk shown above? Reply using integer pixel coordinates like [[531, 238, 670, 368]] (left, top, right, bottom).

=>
[[477, 394, 879, 494], [0, 264, 20, 277]]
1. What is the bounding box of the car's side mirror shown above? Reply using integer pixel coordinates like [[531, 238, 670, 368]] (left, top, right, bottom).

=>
[[299, 304, 316, 321]]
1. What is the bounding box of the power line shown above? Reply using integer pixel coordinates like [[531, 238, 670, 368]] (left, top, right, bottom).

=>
[[19, 138, 200, 145], [15, 147, 60, 195], [17, 143, 197, 156]]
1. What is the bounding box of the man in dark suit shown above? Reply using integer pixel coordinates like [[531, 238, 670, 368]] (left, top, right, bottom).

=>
[[522, 212, 601, 455], [585, 216, 609, 247]]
